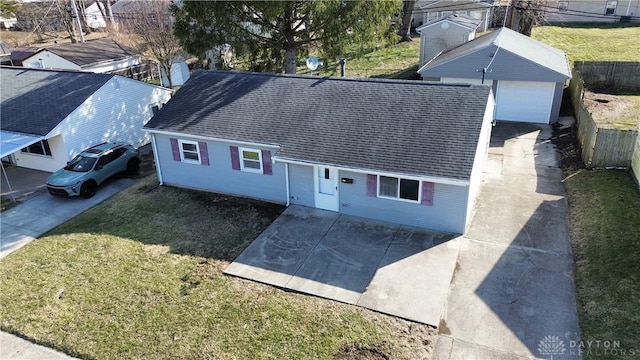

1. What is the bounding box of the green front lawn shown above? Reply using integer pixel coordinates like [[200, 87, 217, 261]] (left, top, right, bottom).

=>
[[0, 175, 433, 359], [532, 25, 640, 62], [564, 170, 640, 359]]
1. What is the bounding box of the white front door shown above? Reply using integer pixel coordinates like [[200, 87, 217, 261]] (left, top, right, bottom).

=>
[[314, 166, 339, 212]]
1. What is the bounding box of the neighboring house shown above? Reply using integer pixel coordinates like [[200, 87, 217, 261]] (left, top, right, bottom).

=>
[[0, 41, 12, 65], [413, 0, 495, 32], [144, 71, 495, 233], [85, 0, 108, 29], [10, 38, 141, 74], [545, 0, 639, 23], [416, 14, 481, 67], [418, 27, 571, 124], [160, 57, 191, 87], [0, 67, 172, 173], [0, 15, 17, 29]]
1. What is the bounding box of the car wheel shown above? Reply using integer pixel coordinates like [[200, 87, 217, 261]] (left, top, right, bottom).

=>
[[126, 158, 140, 175], [80, 181, 97, 199]]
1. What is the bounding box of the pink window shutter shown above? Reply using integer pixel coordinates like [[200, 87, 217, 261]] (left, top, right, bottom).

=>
[[421, 181, 434, 206], [261, 150, 272, 175], [198, 142, 210, 166], [230, 146, 240, 170], [170, 138, 181, 161], [366, 174, 377, 197]]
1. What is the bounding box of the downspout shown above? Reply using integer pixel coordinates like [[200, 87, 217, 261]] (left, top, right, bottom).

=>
[[150, 133, 164, 185], [285, 162, 290, 206]]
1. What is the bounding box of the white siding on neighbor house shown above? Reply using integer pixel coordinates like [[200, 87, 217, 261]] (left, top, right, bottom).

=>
[[418, 23, 476, 66], [545, 0, 640, 22], [466, 94, 495, 228], [83, 56, 141, 73], [338, 170, 469, 233], [13, 134, 66, 173], [288, 163, 315, 207], [49, 77, 172, 161], [23, 51, 80, 70], [153, 133, 288, 204]]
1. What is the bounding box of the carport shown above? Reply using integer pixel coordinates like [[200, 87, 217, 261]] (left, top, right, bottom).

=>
[[0, 130, 45, 202], [225, 205, 462, 326]]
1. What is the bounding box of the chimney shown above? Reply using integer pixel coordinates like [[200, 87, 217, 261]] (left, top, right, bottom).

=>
[[339, 58, 346, 77]]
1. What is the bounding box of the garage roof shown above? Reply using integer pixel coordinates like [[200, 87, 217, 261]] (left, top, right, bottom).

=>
[[418, 27, 572, 82]]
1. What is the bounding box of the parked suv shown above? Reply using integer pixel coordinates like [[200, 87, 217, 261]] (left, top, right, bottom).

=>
[[46, 142, 140, 198]]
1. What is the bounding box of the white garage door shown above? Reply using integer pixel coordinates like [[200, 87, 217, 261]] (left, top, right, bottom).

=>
[[495, 81, 555, 123]]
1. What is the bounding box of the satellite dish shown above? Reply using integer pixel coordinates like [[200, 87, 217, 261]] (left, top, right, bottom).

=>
[[306, 56, 320, 71]]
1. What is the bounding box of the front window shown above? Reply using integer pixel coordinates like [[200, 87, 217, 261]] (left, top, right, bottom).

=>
[[65, 155, 97, 172], [605, 0, 616, 14], [558, 1, 568, 11], [378, 176, 420, 202], [240, 148, 262, 173], [179, 140, 200, 164], [21, 139, 52, 157]]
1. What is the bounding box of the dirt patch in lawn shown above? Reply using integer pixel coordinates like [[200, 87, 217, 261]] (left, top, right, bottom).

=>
[[582, 91, 640, 129]]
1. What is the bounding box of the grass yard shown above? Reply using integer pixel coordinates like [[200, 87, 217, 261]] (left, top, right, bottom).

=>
[[0, 175, 434, 359], [564, 170, 640, 359], [532, 24, 640, 62], [298, 38, 422, 79]]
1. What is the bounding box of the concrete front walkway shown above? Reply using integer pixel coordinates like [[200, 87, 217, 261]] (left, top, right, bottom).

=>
[[434, 120, 581, 359], [225, 205, 461, 326], [0, 332, 76, 360]]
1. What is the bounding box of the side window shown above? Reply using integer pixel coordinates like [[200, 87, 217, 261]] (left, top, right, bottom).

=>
[[605, 0, 616, 14], [112, 148, 127, 159]]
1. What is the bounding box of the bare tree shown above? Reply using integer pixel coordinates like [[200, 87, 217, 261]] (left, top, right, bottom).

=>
[[516, 0, 546, 36], [120, 0, 181, 87], [398, 0, 416, 42]]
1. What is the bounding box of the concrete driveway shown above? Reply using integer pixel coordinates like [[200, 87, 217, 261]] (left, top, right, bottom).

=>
[[434, 120, 581, 359], [225, 205, 461, 326]]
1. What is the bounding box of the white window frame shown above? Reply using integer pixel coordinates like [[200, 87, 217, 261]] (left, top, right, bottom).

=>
[[605, 0, 616, 14], [178, 139, 200, 164], [557, 1, 569, 11], [239, 147, 263, 173], [377, 175, 421, 204], [20, 139, 52, 157]]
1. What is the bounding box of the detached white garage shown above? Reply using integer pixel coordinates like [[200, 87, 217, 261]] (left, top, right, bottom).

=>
[[418, 27, 572, 124]]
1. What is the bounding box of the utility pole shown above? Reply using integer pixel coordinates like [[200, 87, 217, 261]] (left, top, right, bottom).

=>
[[70, 0, 85, 43]]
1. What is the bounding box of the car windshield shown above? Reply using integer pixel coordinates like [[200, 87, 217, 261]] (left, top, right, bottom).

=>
[[64, 154, 97, 172]]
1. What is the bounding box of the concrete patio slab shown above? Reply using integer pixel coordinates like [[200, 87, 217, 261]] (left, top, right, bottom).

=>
[[224, 206, 338, 287], [286, 215, 398, 303], [225, 205, 460, 326], [357, 227, 460, 325]]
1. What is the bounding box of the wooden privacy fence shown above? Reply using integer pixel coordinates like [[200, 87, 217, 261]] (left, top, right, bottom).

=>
[[574, 61, 640, 91], [569, 71, 639, 169]]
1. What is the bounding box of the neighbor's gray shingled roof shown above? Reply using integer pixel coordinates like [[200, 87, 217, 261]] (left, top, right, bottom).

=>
[[0, 67, 113, 136], [145, 71, 492, 180], [10, 38, 139, 67]]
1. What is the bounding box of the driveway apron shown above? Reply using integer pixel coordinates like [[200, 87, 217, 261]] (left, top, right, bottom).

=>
[[434, 120, 581, 359]]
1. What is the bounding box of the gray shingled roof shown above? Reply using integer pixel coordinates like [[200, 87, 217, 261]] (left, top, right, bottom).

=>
[[416, 14, 481, 32], [145, 71, 491, 181], [45, 38, 139, 67], [419, 27, 571, 79], [1, 67, 113, 136]]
